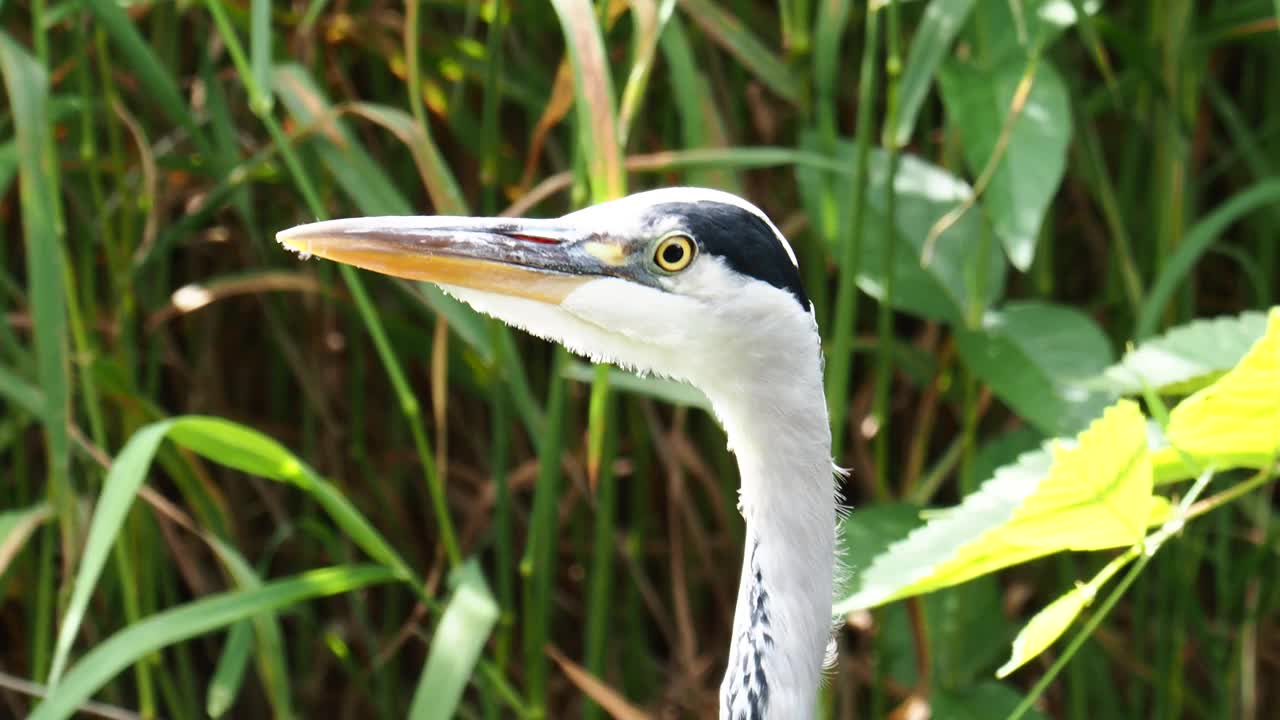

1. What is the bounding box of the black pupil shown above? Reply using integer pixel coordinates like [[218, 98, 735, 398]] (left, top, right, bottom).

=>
[[662, 241, 686, 266]]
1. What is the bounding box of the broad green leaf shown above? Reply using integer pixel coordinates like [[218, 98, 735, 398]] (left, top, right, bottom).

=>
[[1099, 309, 1270, 396], [958, 301, 1115, 436], [563, 361, 709, 411], [996, 550, 1133, 677], [1162, 308, 1280, 473], [408, 561, 501, 720], [797, 141, 1006, 324], [31, 565, 397, 720], [939, 55, 1070, 270], [969, 0, 1098, 64], [0, 501, 52, 580], [836, 400, 1152, 612], [893, 0, 978, 146]]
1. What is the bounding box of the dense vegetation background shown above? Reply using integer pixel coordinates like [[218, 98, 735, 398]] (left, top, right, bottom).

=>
[[2, 1, 1278, 718]]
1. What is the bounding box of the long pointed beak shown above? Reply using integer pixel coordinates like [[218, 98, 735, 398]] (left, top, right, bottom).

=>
[[276, 215, 624, 304]]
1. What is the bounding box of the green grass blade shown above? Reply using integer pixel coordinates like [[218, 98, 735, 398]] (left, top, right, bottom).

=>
[[166, 416, 421, 585], [678, 0, 803, 106], [0, 28, 72, 590], [249, 0, 273, 114], [408, 561, 500, 720], [30, 565, 397, 720], [47, 421, 174, 687], [1136, 180, 1280, 338], [206, 621, 253, 718], [77, 0, 207, 153], [549, 0, 624, 202], [893, 0, 977, 145], [0, 362, 43, 415]]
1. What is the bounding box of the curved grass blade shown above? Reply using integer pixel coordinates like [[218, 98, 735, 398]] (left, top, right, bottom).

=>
[[48, 416, 423, 690], [1136, 180, 1280, 338], [408, 561, 500, 720], [30, 565, 397, 720], [47, 421, 174, 687], [677, 0, 803, 106]]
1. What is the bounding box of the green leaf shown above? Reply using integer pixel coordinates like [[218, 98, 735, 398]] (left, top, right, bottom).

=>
[[408, 561, 501, 720], [957, 301, 1115, 436], [797, 141, 1007, 324], [969, 0, 1097, 63], [30, 565, 397, 720], [939, 55, 1070, 270], [996, 550, 1133, 677], [1098, 309, 1270, 396], [169, 416, 306, 482], [893, 0, 978, 146], [1161, 308, 1280, 473], [835, 400, 1152, 612]]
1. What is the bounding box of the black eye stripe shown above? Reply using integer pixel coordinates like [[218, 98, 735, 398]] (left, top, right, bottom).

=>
[[647, 201, 809, 310]]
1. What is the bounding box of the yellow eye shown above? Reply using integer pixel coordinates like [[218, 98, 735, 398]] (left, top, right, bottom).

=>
[[654, 234, 695, 272]]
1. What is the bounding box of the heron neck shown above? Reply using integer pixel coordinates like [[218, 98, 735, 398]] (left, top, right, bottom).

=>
[[700, 345, 836, 720]]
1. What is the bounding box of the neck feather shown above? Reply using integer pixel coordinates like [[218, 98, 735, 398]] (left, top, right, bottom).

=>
[[700, 340, 836, 720]]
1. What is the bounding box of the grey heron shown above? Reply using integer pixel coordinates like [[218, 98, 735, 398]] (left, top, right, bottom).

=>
[[277, 188, 841, 719]]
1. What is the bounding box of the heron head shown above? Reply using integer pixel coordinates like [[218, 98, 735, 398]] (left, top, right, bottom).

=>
[[276, 188, 816, 390]]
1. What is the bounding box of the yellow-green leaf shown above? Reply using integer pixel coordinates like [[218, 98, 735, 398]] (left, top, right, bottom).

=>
[[996, 551, 1133, 678], [836, 400, 1152, 612], [1163, 308, 1280, 472]]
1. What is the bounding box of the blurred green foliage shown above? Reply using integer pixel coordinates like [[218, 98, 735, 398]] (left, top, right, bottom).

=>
[[1, 1, 1278, 718]]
